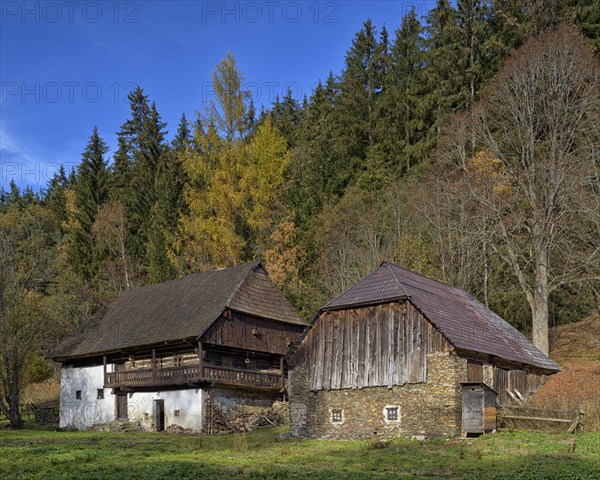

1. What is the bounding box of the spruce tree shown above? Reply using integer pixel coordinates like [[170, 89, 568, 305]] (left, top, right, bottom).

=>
[[456, 0, 494, 108], [271, 87, 301, 148], [131, 102, 167, 268], [110, 135, 132, 205], [44, 165, 69, 229], [337, 20, 386, 188], [424, 0, 463, 143], [147, 115, 189, 283], [69, 127, 110, 280], [8, 180, 21, 207], [377, 9, 427, 177], [285, 75, 346, 225]]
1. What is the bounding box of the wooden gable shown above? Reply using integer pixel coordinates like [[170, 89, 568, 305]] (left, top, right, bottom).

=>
[[202, 310, 305, 355], [291, 300, 452, 391]]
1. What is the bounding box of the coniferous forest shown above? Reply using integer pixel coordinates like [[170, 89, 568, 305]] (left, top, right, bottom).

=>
[[1, 0, 599, 427]]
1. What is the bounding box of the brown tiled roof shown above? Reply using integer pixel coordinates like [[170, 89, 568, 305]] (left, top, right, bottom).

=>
[[52, 261, 305, 360], [323, 262, 560, 372]]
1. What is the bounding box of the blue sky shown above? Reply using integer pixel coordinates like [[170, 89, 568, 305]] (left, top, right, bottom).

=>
[[1, 1, 434, 191]]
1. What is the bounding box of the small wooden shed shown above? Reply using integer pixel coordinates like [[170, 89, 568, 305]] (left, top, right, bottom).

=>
[[461, 382, 497, 437]]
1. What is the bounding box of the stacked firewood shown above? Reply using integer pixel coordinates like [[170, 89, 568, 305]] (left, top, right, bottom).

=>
[[28, 402, 59, 425], [164, 424, 196, 434], [210, 406, 286, 433]]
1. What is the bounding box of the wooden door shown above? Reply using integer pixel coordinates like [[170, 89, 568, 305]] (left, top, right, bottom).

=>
[[462, 386, 483, 435], [116, 394, 128, 420], [154, 399, 165, 432]]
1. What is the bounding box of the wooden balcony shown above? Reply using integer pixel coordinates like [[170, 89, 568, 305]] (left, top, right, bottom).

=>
[[104, 364, 285, 390]]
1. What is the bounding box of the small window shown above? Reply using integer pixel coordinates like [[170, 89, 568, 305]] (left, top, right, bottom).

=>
[[386, 407, 398, 421], [331, 409, 343, 423], [97, 389, 104, 400], [75, 390, 82, 400]]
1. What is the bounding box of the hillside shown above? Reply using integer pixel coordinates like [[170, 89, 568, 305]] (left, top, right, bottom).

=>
[[529, 313, 600, 430]]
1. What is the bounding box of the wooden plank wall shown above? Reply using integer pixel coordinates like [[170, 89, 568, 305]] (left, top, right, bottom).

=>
[[493, 367, 509, 404], [494, 367, 546, 404], [526, 371, 544, 395], [202, 311, 304, 355], [467, 359, 484, 382], [509, 369, 528, 396], [294, 301, 451, 391]]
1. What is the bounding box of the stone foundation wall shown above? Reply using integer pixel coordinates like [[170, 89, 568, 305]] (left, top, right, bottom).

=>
[[289, 352, 468, 439], [212, 387, 279, 414]]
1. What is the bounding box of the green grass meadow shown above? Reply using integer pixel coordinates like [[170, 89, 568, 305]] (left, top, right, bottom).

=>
[[0, 427, 598, 480]]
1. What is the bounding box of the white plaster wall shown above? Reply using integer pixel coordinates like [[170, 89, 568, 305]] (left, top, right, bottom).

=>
[[59, 365, 114, 429], [60, 366, 204, 431], [127, 389, 204, 432]]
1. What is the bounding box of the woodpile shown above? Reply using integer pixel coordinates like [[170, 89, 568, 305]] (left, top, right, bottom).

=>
[[28, 402, 59, 425], [209, 405, 286, 433], [164, 424, 196, 434]]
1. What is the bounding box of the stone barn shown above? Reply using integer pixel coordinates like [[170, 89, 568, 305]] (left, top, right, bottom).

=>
[[51, 261, 306, 432], [286, 262, 560, 439]]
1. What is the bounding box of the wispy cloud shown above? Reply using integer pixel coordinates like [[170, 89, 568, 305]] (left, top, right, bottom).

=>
[[0, 127, 76, 191]]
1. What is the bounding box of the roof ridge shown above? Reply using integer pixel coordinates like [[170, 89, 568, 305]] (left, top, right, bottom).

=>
[[382, 260, 464, 292], [224, 260, 263, 309], [382, 262, 411, 299]]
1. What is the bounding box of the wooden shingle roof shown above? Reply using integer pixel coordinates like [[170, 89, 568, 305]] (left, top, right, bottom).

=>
[[52, 261, 305, 360], [323, 262, 560, 372]]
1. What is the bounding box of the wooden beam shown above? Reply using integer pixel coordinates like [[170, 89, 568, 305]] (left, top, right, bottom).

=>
[[198, 341, 204, 378], [500, 415, 573, 423], [152, 348, 157, 384]]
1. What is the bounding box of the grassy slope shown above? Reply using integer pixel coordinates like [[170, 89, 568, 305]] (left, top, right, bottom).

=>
[[529, 314, 600, 430], [0, 428, 598, 480]]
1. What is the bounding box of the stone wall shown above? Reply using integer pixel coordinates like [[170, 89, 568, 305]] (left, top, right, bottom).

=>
[[483, 363, 494, 388], [288, 352, 468, 439], [212, 386, 279, 413]]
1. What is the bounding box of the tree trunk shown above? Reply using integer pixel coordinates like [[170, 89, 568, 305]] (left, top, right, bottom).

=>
[[1, 384, 24, 429], [7, 392, 23, 429], [531, 256, 550, 355]]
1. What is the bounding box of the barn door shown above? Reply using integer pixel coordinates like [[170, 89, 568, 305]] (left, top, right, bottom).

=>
[[116, 394, 128, 420]]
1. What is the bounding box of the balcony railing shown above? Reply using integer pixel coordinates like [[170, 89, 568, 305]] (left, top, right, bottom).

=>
[[104, 364, 285, 390]]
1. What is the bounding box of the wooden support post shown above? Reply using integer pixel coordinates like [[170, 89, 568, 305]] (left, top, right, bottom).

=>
[[103, 355, 107, 384], [152, 348, 157, 384], [198, 341, 204, 379], [280, 356, 285, 375]]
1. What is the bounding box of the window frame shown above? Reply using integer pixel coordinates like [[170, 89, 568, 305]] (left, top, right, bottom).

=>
[[386, 407, 398, 421], [330, 408, 343, 423], [382, 404, 400, 424]]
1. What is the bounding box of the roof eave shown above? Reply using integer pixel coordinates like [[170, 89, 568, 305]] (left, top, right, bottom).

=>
[[51, 336, 201, 363], [322, 295, 410, 313]]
